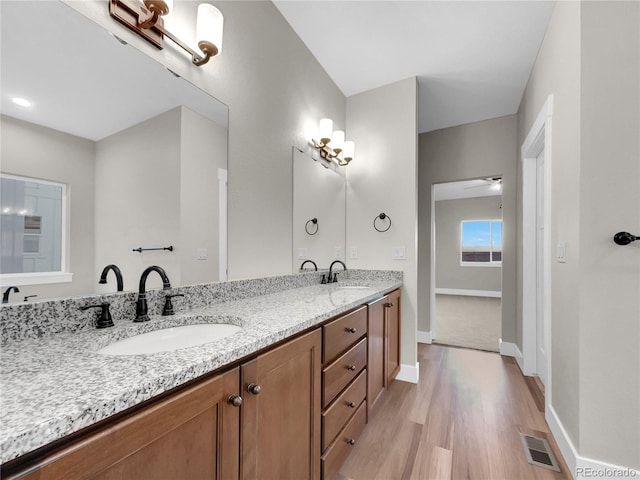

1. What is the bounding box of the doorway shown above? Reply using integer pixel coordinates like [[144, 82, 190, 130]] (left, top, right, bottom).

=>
[[431, 177, 503, 352]]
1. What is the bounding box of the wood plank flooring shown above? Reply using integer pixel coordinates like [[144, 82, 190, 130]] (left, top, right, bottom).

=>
[[337, 344, 570, 480]]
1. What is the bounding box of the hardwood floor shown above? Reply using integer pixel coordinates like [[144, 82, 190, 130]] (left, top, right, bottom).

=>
[[338, 344, 570, 480]]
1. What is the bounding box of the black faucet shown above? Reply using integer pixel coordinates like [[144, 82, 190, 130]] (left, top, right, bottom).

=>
[[299, 260, 318, 272], [99, 264, 124, 292], [135, 266, 171, 322], [2, 286, 19, 304], [327, 260, 347, 283]]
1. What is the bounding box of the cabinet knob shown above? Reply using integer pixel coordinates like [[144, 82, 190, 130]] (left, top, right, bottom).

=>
[[247, 383, 262, 395], [347, 438, 356, 446], [346, 365, 356, 371], [227, 395, 243, 407], [345, 327, 357, 333], [384, 302, 394, 308], [347, 401, 356, 408]]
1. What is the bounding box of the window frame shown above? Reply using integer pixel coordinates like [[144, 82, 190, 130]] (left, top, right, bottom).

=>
[[460, 219, 503, 267], [0, 173, 73, 286]]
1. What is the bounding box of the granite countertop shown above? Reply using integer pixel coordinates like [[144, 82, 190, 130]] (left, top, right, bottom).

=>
[[0, 278, 401, 464]]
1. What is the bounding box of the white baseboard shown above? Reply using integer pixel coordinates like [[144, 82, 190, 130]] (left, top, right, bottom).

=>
[[547, 404, 640, 479], [499, 340, 525, 372], [417, 330, 432, 344], [395, 362, 419, 384], [435, 288, 502, 298]]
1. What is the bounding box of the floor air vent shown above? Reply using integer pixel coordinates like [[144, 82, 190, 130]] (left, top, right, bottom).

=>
[[519, 433, 561, 472]]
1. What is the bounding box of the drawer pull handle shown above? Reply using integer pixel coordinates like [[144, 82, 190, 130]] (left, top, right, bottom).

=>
[[247, 383, 261, 395], [227, 395, 243, 407], [345, 327, 357, 333], [347, 365, 357, 371], [347, 401, 356, 408], [347, 438, 356, 445]]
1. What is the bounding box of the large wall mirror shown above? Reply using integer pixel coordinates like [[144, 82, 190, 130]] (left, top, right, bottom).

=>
[[292, 148, 346, 272], [0, 1, 228, 302]]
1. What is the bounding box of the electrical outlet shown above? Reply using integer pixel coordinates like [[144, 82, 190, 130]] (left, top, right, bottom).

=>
[[334, 246, 343, 259], [557, 242, 566, 263], [350, 247, 358, 259], [197, 248, 207, 260], [298, 248, 308, 259]]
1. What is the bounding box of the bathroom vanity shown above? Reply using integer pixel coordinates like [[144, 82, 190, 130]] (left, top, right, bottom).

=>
[[0, 271, 402, 480]]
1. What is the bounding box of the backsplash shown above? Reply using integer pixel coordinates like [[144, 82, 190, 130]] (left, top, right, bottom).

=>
[[0, 270, 402, 345]]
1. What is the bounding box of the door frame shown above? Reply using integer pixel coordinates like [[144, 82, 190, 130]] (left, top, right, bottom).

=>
[[521, 95, 553, 408]]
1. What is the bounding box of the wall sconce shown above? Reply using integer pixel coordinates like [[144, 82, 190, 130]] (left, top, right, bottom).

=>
[[311, 118, 355, 166], [109, 0, 223, 66]]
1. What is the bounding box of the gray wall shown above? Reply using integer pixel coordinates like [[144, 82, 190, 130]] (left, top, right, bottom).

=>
[[418, 115, 517, 341], [518, 0, 639, 469], [435, 196, 502, 292]]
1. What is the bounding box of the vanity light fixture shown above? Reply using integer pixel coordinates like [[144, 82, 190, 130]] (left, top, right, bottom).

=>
[[311, 118, 356, 166], [12, 97, 31, 107], [109, 0, 223, 66]]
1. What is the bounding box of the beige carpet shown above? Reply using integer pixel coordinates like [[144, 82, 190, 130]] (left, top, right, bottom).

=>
[[433, 294, 501, 352]]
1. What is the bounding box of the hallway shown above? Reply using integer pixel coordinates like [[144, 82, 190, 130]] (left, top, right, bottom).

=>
[[338, 344, 569, 480]]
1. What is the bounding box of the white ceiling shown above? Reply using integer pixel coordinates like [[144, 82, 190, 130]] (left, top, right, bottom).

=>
[[433, 177, 502, 201], [0, 1, 227, 142], [273, 1, 555, 133]]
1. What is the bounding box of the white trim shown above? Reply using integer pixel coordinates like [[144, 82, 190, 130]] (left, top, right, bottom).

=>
[[499, 340, 524, 371], [430, 184, 437, 339], [0, 271, 73, 287], [521, 95, 553, 389], [417, 330, 432, 344], [435, 288, 502, 298], [395, 362, 419, 384], [218, 168, 228, 282], [547, 405, 640, 480]]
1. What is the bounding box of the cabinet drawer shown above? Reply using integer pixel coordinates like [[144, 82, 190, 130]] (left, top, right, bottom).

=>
[[321, 402, 366, 480], [322, 369, 366, 451], [322, 338, 366, 408], [323, 306, 367, 364]]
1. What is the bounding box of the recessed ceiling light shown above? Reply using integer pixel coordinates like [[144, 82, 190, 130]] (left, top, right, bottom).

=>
[[12, 97, 31, 107]]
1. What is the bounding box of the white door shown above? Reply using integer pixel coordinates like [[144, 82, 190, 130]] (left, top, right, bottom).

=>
[[536, 151, 547, 385]]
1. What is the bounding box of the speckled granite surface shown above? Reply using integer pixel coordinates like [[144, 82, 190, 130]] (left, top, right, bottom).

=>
[[0, 270, 402, 464]]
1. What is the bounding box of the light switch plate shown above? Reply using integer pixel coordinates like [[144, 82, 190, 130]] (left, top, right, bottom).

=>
[[350, 247, 358, 259], [392, 246, 406, 260], [334, 246, 343, 259], [557, 242, 566, 263], [197, 248, 207, 260]]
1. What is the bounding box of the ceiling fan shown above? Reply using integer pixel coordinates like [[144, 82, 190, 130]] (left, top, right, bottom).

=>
[[464, 177, 503, 190]]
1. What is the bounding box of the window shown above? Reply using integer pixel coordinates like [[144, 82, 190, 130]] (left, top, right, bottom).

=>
[[461, 220, 502, 265], [1, 174, 71, 285]]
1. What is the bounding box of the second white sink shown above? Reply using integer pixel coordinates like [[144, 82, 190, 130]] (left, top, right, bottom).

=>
[[97, 324, 242, 356]]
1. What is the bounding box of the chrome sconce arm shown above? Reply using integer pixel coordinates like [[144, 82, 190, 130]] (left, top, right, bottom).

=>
[[109, 0, 223, 67]]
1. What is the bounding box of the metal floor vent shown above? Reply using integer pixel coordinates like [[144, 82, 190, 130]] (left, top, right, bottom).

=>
[[519, 433, 561, 472]]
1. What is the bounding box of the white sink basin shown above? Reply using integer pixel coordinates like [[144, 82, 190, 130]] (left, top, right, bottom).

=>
[[97, 324, 242, 356]]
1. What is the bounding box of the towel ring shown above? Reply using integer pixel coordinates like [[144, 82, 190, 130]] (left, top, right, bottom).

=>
[[373, 213, 392, 233], [305, 218, 319, 235]]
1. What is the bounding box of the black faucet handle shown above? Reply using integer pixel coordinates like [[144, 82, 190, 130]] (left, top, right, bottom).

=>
[[23, 295, 38, 302], [162, 293, 185, 316], [332, 272, 340, 283], [80, 303, 114, 329], [321, 274, 328, 284]]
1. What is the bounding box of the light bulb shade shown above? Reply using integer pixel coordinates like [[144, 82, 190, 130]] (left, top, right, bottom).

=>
[[319, 118, 333, 144], [342, 140, 355, 160], [196, 3, 224, 56], [331, 130, 345, 151]]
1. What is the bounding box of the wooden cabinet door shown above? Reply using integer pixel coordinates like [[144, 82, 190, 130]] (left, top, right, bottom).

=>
[[385, 289, 401, 384], [366, 296, 387, 416], [240, 329, 321, 480], [15, 368, 241, 480]]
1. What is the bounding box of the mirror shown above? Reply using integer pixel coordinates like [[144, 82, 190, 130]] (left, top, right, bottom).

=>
[[0, 1, 228, 301], [292, 148, 346, 272]]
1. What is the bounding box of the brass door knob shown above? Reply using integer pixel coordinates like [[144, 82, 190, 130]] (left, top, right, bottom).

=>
[[345, 327, 357, 333], [227, 395, 243, 407], [247, 383, 262, 395], [347, 365, 356, 371], [347, 438, 356, 445], [347, 402, 356, 408]]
